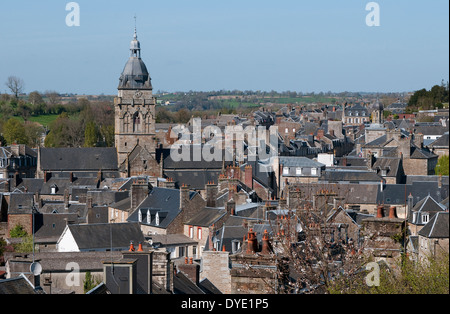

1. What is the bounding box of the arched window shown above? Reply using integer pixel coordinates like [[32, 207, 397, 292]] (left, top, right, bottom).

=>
[[123, 113, 130, 133], [133, 112, 141, 133]]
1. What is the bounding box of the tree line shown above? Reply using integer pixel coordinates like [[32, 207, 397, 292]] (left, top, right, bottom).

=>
[[408, 80, 449, 111], [1, 76, 115, 148]]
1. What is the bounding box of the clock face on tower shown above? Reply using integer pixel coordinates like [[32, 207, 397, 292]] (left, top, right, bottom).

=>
[[134, 90, 143, 99]]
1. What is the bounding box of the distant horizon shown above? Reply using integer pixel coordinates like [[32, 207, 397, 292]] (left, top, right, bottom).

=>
[[1, 1, 448, 95]]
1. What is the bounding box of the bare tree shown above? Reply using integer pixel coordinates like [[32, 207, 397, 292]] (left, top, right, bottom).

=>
[[5, 76, 25, 99], [44, 90, 60, 106]]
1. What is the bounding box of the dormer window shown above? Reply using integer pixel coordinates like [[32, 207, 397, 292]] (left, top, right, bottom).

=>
[[422, 213, 430, 224], [155, 212, 160, 226], [50, 184, 57, 195]]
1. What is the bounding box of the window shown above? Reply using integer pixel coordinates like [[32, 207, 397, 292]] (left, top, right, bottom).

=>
[[193, 246, 197, 258], [197, 227, 202, 240], [296, 167, 302, 175], [179, 246, 186, 257], [232, 240, 241, 254], [422, 213, 429, 224], [189, 226, 194, 238], [283, 167, 289, 176], [311, 168, 317, 176], [285, 128, 289, 134], [155, 212, 160, 226]]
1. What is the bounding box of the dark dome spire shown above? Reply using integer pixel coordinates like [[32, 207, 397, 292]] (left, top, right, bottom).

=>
[[118, 28, 152, 90]]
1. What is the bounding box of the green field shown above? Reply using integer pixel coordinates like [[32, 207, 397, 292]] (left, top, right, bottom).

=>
[[1, 114, 60, 127]]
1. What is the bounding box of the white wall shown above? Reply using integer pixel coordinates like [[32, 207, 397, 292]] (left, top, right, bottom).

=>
[[56, 227, 79, 252]]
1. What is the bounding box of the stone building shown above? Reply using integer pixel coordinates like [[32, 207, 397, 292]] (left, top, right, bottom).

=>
[[114, 28, 158, 173]]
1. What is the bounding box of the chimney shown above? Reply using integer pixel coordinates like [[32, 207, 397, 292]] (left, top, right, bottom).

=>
[[206, 181, 218, 207], [389, 206, 398, 219], [244, 164, 253, 189], [261, 230, 272, 255], [129, 241, 135, 252], [376, 205, 384, 219], [278, 197, 287, 209], [64, 189, 69, 209], [178, 258, 200, 285], [408, 193, 414, 212], [180, 184, 190, 210], [69, 172, 74, 183], [246, 229, 258, 254], [317, 129, 325, 141], [414, 133, 424, 149], [226, 198, 236, 216], [13, 171, 21, 187], [87, 195, 93, 210], [44, 171, 51, 183], [131, 180, 150, 209]]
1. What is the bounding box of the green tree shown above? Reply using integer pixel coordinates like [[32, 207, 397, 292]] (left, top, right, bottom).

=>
[[83, 271, 101, 293], [84, 121, 100, 147], [14, 235, 34, 253], [435, 155, 449, 176], [9, 224, 28, 238], [329, 254, 449, 294], [2, 118, 28, 145]]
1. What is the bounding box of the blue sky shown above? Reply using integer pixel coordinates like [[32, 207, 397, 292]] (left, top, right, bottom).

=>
[[0, 0, 448, 95]]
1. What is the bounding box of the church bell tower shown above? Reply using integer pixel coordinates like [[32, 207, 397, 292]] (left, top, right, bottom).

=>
[[114, 28, 157, 166]]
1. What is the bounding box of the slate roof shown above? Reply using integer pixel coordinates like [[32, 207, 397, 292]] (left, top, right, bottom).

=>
[[0, 274, 44, 294], [149, 234, 198, 247], [173, 271, 204, 294], [320, 169, 383, 183], [198, 278, 223, 294], [428, 132, 449, 148], [128, 187, 197, 229], [8, 193, 35, 214], [63, 222, 145, 251], [344, 103, 369, 116], [414, 124, 449, 136], [15, 178, 44, 194], [408, 195, 446, 224], [39, 148, 118, 171], [164, 169, 223, 190], [418, 212, 449, 238], [34, 213, 79, 243], [184, 207, 226, 227], [279, 156, 325, 168], [372, 157, 402, 177]]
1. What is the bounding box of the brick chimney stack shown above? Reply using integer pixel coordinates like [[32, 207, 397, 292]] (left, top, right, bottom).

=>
[[180, 184, 190, 210], [178, 257, 200, 285], [131, 180, 150, 209], [244, 164, 253, 189], [206, 181, 218, 208]]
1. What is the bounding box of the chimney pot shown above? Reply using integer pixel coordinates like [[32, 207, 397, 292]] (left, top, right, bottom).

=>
[[376, 205, 384, 219], [389, 206, 397, 219]]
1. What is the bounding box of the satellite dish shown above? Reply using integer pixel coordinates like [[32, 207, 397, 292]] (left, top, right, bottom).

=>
[[30, 262, 42, 276]]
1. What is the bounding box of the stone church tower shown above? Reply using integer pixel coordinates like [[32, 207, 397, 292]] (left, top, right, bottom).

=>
[[115, 28, 157, 167]]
